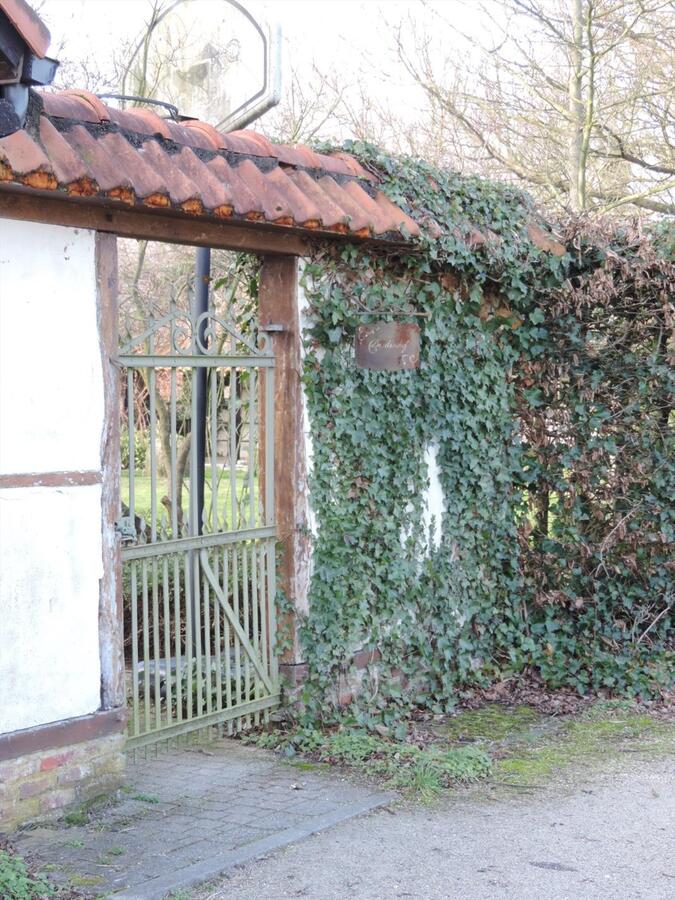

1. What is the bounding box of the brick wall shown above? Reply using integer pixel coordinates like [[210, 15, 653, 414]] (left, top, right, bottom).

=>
[[0, 733, 124, 832], [279, 647, 405, 710]]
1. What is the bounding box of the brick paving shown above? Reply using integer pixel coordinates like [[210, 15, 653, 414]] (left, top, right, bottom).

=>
[[14, 738, 390, 899]]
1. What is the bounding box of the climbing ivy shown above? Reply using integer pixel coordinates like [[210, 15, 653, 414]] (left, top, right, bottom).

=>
[[293, 143, 673, 727]]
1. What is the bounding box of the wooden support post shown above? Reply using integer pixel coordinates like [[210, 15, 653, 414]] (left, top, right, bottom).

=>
[[258, 256, 311, 676], [96, 233, 125, 710]]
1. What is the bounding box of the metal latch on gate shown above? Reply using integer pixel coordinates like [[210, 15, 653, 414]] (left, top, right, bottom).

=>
[[114, 517, 138, 545]]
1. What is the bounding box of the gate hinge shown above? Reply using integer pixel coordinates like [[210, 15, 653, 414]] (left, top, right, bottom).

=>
[[114, 516, 137, 545]]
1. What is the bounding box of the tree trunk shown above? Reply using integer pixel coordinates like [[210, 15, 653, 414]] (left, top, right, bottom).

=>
[[568, 0, 586, 211]]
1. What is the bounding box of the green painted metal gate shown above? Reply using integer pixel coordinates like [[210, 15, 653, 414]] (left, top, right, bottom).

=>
[[118, 302, 279, 750]]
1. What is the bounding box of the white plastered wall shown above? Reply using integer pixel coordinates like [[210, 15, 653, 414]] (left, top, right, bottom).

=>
[[0, 221, 104, 733]]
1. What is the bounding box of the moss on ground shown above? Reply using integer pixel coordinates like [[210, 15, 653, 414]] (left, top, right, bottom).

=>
[[254, 700, 674, 799], [441, 704, 543, 742], [490, 704, 674, 787]]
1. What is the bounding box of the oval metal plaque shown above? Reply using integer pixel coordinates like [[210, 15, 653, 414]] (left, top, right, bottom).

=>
[[355, 322, 420, 370]]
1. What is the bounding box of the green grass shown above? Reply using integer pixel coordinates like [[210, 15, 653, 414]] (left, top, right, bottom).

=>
[[131, 793, 161, 804], [121, 470, 258, 531], [249, 728, 491, 800]]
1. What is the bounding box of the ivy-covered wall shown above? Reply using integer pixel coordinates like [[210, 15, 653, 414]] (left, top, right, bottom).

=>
[[294, 144, 673, 727]]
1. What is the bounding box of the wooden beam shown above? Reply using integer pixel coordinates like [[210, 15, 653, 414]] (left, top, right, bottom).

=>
[[0, 186, 310, 256], [0, 709, 126, 762], [259, 256, 311, 667], [0, 470, 102, 488], [95, 233, 126, 711]]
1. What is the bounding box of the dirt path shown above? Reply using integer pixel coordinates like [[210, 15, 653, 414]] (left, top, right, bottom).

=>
[[197, 755, 674, 900]]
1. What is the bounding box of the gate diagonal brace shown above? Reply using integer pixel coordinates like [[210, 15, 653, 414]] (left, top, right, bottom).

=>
[[199, 549, 275, 695]]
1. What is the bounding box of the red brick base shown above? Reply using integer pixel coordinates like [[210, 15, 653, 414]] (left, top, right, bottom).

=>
[[0, 732, 125, 831]]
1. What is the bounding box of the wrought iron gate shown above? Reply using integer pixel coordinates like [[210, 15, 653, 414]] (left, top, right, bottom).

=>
[[118, 301, 279, 749]]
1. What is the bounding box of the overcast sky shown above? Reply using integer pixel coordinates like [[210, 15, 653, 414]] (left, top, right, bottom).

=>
[[38, 0, 493, 138]]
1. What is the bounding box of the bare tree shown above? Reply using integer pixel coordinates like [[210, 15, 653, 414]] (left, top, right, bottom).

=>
[[397, 0, 675, 215]]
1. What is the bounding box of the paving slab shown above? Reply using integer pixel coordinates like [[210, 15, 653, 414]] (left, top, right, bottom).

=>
[[194, 755, 675, 900], [13, 738, 390, 899]]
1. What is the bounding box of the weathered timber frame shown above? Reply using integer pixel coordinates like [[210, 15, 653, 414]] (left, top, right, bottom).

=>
[[259, 257, 311, 670], [0, 188, 310, 257], [96, 233, 124, 711], [0, 184, 311, 737]]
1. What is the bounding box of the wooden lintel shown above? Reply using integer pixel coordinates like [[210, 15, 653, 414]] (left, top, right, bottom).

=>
[[0, 470, 102, 489], [0, 187, 310, 256]]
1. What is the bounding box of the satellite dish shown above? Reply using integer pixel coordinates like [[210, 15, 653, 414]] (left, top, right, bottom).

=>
[[120, 0, 281, 132]]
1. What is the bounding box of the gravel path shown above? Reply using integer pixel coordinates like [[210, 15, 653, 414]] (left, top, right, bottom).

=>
[[200, 756, 675, 900]]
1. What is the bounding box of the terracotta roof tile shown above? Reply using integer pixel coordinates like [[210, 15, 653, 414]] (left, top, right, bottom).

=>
[[265, 166, 322, 226], [137, 140, 200, 206], [342, 180, 398, 235], [0, 88, 419, 244], [205, 155, 260, 217], [221, 130, 275, 156], [181, 119, 226, 151], [273, 144, 322, 169], [98, 131, 167, 200], [374, 191, 421, 237], [234, 158, 295, 222], [163, 119, 216, 151], [527, 223, 566, 256], [326, 151, 373, 180], [287, 170, 349, 231], [315, 175, 373, 233], [172, 146, 235, 212], [0, 129, 50, 175], [38, 116, 88, 185], [0, 0, 50, 58], [63, 125, 132, 193]]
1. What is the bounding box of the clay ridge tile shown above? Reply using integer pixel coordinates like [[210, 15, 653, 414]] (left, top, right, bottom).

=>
[[108, 107, 172, 140], [161, 120, 213, 151], [41, 92, 101, 124], [223, 130, 275, 157], [59, 90, 110, 123]]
